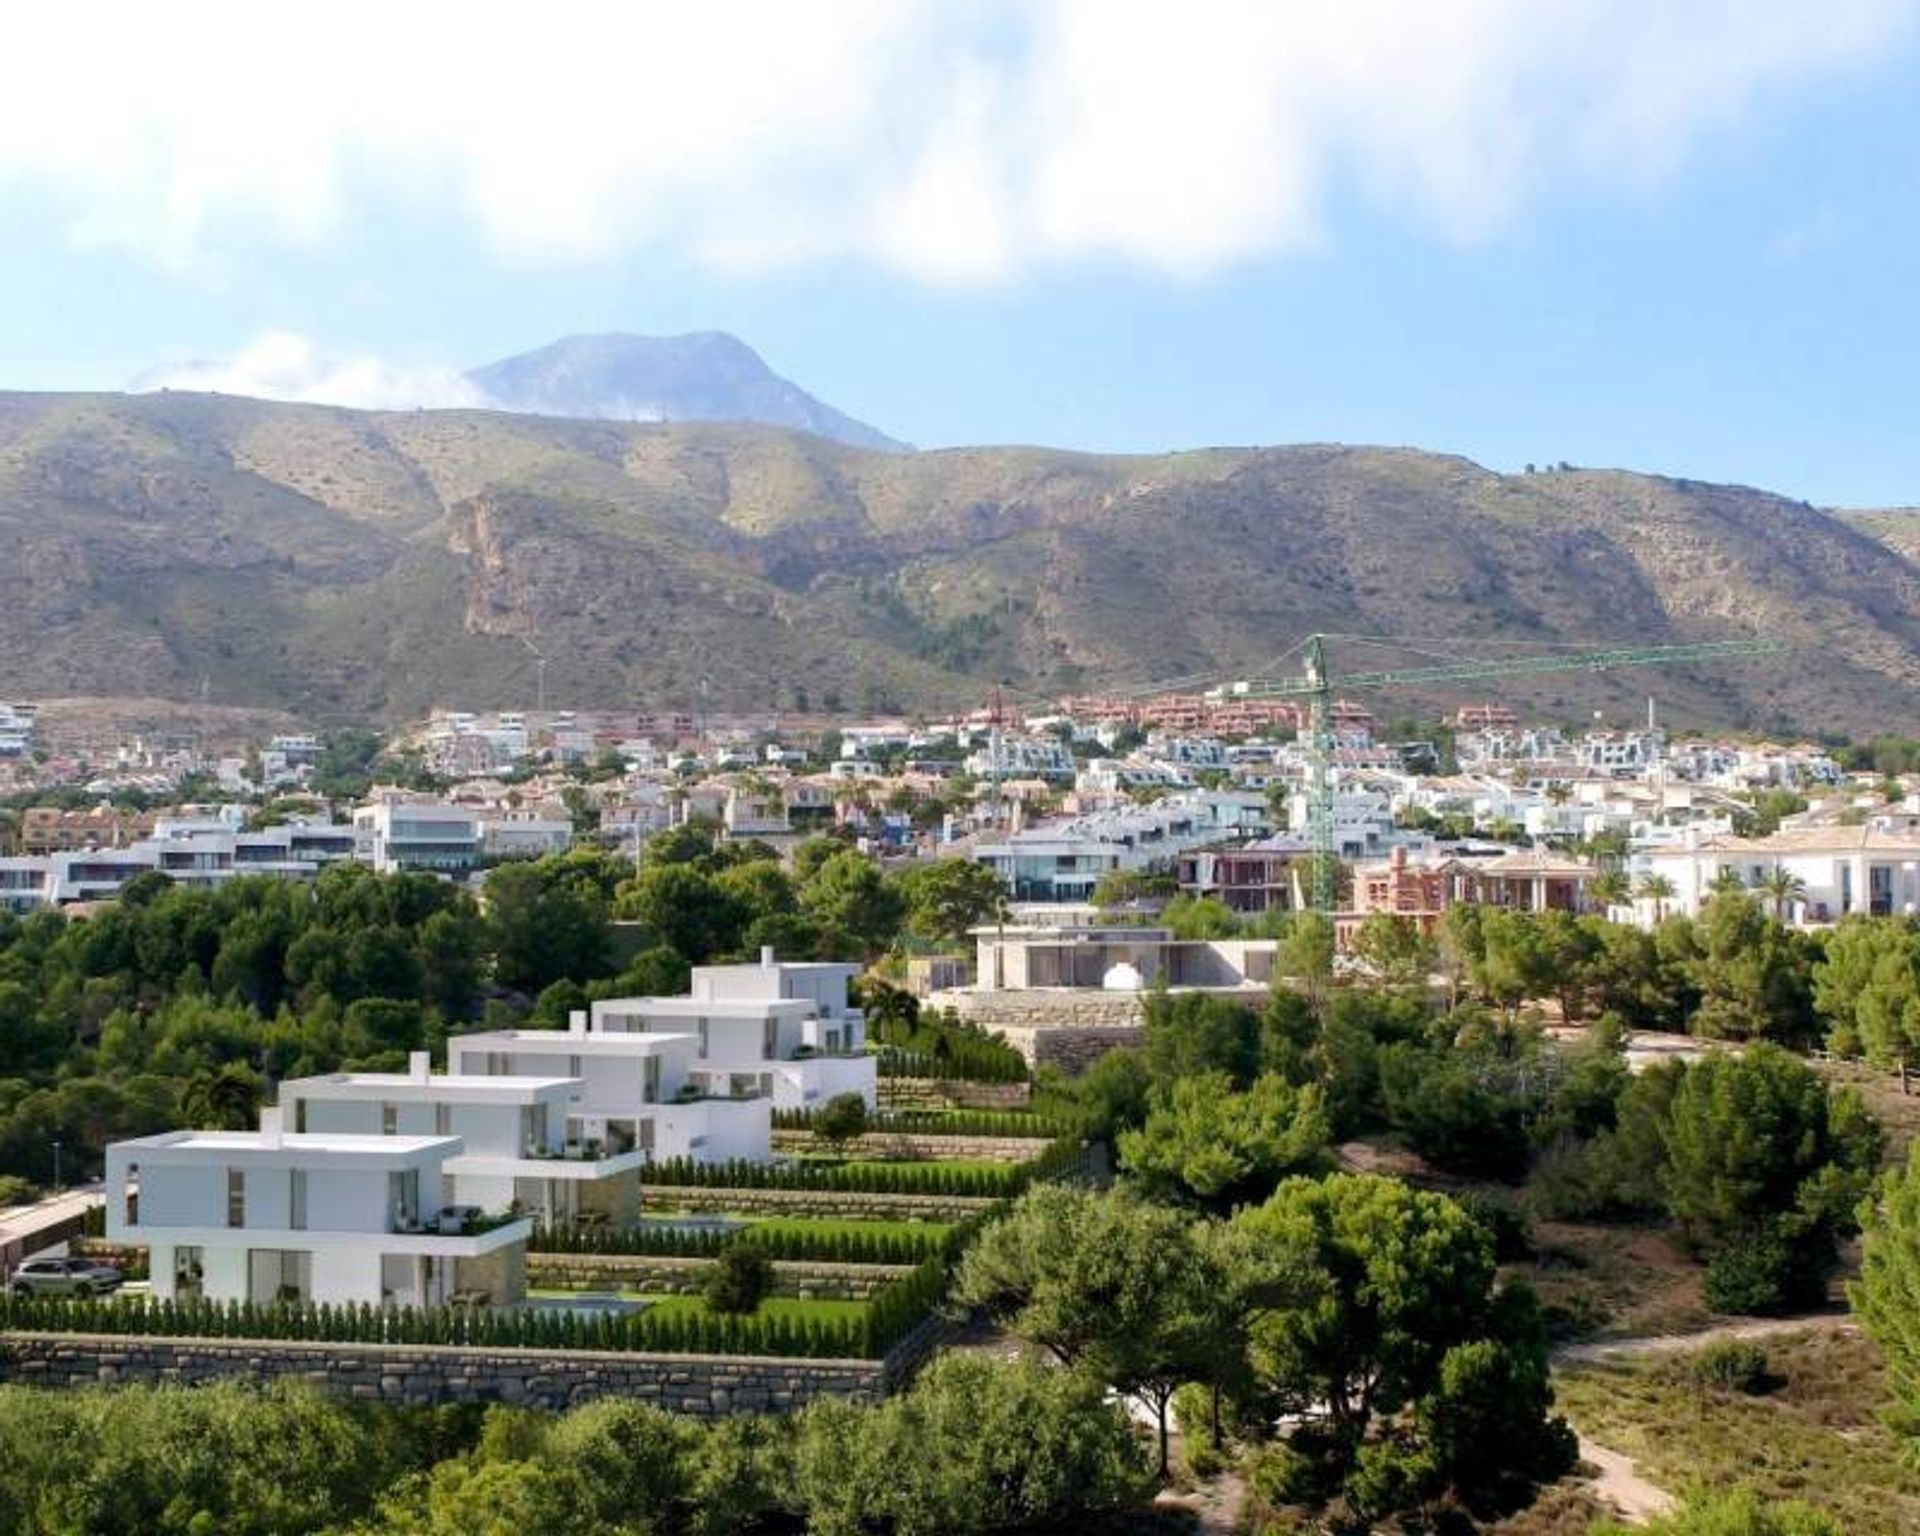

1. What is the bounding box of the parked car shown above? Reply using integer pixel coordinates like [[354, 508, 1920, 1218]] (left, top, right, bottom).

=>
[[8, 1256, 124, 1296]]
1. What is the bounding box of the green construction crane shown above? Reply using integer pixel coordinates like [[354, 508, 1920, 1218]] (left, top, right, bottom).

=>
[[1218, 634, 1785, 913]]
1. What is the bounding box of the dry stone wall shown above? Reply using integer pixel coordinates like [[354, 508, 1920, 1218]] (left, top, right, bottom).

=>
[[769, 1130, 1053, 1163], [879, 1078, 1031, 1110], [0, 1332, 895, 1414], [525, 1255, 912, 1300], [641, 1186, 996, 1221], [927, 990, 1148, 1073]]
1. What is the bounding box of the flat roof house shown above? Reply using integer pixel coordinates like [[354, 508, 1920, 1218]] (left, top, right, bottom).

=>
[[446, 1024, 772, 1164], [106, 1127, 533, 1309], [275, 1053, 644, 1229], [351, 802, 481, 875], [585, 951, 876, 1112]]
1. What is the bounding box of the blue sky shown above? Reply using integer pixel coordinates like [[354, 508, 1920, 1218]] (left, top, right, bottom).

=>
[[3, 2, 1918, 505]]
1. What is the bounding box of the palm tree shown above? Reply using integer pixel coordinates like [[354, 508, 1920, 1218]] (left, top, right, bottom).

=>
[[1589, 870, 1632, 913], [1634, 873, 1678, 924], [1707, 866, 1750, 899], [1758, 865, 1807, 925]]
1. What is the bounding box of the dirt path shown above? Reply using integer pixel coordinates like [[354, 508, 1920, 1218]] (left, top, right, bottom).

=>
[[1154, 1468, 1245, 1535], [1554, 1311, 1857, 1524], [1577, 1436, 1676, 1523], [1556, 1310, 1858, 1366]]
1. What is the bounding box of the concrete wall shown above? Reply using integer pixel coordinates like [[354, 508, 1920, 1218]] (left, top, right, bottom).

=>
[[775, 1055, 879, 1111], [525, 1254, 911, 1300], [0, 1333, 896, 1415]]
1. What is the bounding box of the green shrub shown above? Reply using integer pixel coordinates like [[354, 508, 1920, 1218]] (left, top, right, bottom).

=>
[[1684, 1340, 1778, 1396], [810, 1092, 870, 1152], [1457, 1190, 1533, 1261], [1703, 1231, 1816, 1317], [703, 1249, 771, 1315]]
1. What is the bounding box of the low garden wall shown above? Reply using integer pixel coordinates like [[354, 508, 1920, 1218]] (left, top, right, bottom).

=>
[[879, 1078, 1031, 1110], [526, 1254, 912, 1300], [0, 1332, 889, 1415], [641, 1186, 997, 1221], [768, 1130, 1055, 1164]]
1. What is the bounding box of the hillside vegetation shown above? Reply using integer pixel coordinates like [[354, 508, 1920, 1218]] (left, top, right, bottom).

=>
[[0, 390, 1913, 729]]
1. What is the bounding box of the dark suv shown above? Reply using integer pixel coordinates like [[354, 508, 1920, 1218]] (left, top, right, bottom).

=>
[[8, 1256, 124, 1296]]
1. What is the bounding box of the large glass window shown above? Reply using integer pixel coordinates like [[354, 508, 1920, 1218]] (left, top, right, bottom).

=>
[[388, 1169, 420, 1229]]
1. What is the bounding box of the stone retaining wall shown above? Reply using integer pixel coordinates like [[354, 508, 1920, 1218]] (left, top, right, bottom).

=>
[[768, 1130, 1053, 1163], [932, 989, 1150, 1031], [0, 1332, 887, 1415], [525, 1255, 912, 1300], [641, 1186, 996, 1221], [926, 991, 1149, 1073], [879, 1078, 1031, 1110]]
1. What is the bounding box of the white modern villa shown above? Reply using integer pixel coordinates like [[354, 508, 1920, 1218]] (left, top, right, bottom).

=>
[[583, 953, 877, 1112], [445, 1024, 771, 1164], [445, 951, 876, 1163], [275, 1054, 645, 1228], [104, 1126, 533, 1308]]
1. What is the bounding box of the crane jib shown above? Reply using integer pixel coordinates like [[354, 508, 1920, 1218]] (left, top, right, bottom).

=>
[[1219, 635, 1787, 917]]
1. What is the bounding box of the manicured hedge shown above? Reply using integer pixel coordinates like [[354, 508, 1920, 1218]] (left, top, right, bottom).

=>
[[875, 1043, 1029, 1084], [641, 1139, 1084, 1198], [534, 1218, 971, 1266], [0, 1288, 880, 1359]]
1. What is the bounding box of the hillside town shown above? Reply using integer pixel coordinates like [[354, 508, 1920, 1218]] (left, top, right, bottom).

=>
[[0, 692, 1884, 941]]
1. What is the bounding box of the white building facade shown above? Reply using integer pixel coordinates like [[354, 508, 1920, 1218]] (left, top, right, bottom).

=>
[[106, 1128, 532, 1308], [276, 1055, 644, 1228]]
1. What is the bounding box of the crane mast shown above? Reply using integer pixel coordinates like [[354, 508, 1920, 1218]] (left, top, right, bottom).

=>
[[1225, 634, 1783, 916]]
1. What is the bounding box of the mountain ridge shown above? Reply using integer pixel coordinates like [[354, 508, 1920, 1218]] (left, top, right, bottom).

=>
[[0, 387, 1912, 734], [466, 331, 907, 451]]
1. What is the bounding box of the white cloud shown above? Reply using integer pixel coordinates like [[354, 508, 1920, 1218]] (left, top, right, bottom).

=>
[[1, 0, 1911, 282], [137, 332, 485, 410]]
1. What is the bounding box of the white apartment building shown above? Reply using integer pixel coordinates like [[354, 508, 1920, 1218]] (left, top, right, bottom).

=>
[[971, 791, 1272, 903], [353, 802, 482, 874], [0, 819, 365, 911], [447, 1024, 770, 1164], [276, 1054, 645, 1228], [106, 1127, 533, 1308], [478, 812, 575, 861], [1288, 787, 1395, 860], [0, 703, 37, 758], [965, 734, 1076, 782], [1631, 822, 1920, 924]]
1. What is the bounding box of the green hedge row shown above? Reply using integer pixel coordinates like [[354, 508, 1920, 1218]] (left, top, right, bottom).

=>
[[0, 1285, 906, 1360], [770, 1106, 1073, 1138], [641, 1140, 1083, 1198], [875, 1044, 1029, 1084], [533, 1219, 969, 1266]]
